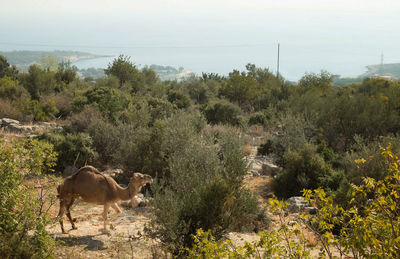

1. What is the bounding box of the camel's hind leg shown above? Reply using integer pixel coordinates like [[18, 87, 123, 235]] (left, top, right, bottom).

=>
[[58, 207, 67, 234], [66, 197, 77, 230], [57, 197, 71, 234]]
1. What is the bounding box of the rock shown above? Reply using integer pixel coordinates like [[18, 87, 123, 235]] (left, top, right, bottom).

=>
[[102, 168, 124, 177], [247, 153, 281, 177], [304, 206, 317, 215], [1, 117, 62, 134], [122, 193, 151, 209], [4, 124, 26, 133], [264, 192, 274, 199], [1, 118, 25, 133], [2, 122, 39, 133], [31, 125, 43, 131], [287, 196, 309, 213], [1, 118, 20, 127], [41, 122, 56, 128], [63, 165, 78, 178], [260, 162, 281, 176]]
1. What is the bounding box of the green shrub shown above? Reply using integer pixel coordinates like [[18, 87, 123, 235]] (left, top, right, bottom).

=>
[[248, 111, 267, 126], [104, 54, 142, 89], [147, 97, 176, 123], [148, 127, 263, 255], [0, 99, 25, 121], [66, 105, 102, 133], [38, 131, 98, 171], [0, 137, 58, 258], [88, 118, 128, 165], [23, 99, 59, 121], [0, 77, 29, 101], [316, 139, 338, 163], [117, 100, 151, 127], [302, 146, 400, 258], [55, 61, 76, 85], [71, 86, 131, 121], [272, 144, 343, 199], [167, 90, 191, 109], [22, 64, 58, 100], [0, 55, 18, 79], [187, 80, 212, 104], [115, 111, 205, 180], [113, 122, 166, 181], [46, 93, 73, 119], [187, 148, 400, 258], [257, 139, 274, 156], [70, 95, 88, 113], [333, 135, 400, 205], [203, 99, 244, 127], [258, 112, 315, 166]]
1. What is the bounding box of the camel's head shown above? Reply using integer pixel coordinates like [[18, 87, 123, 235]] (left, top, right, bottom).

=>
[[129, 172, 153, 188]]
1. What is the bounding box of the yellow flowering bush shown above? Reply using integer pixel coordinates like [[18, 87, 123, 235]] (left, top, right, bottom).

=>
[[186, 144, 400, 258]]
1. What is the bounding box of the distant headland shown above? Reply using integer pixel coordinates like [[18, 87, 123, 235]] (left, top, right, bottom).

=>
[[0, 50, 110, 70]]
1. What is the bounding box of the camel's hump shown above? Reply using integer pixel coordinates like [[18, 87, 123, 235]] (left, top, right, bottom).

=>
[[69, 165, 103, 179]]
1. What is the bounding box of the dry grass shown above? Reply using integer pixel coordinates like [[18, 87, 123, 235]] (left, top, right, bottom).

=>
[[243, 144, 252, 156], [0, 99, 26, 121], [244, 176, 272, 204], [304, 230, 318, 248], [246, 125, 266, 137]]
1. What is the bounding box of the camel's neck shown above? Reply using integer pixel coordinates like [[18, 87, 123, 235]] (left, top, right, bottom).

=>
[[116, 184, 141, 201]]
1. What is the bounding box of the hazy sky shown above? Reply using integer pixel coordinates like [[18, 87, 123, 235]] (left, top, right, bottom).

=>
[[3, 0, 399, 45], [2, 0, 400, 79], [3, 0, 400, 14]]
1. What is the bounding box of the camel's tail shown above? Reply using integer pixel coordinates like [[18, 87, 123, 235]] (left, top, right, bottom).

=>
[[56, 185, 61, 198]]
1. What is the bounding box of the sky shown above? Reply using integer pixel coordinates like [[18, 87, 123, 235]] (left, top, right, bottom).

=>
[[3, 0, 400, 13], [1, 0, 400, 79]]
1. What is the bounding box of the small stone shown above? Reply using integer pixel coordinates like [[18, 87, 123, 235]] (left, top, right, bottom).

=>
[[304, 206, 317, 215], [287, 196, 309, 213]]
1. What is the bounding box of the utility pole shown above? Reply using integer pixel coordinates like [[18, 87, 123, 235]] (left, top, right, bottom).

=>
[[277, 43, 280, 77]]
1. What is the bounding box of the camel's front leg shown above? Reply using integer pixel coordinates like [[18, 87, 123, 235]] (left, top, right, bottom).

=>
[[110, 203, 122, 222], [102, 203, 110, 233]]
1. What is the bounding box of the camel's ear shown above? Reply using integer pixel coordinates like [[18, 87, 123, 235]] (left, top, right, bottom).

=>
[[130, 173, 138, 181]]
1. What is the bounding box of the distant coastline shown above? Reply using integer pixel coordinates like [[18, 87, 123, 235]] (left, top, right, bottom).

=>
[[0, 50, 194, 81], [0, 50, 110, 70], [2, 49, 399, 82], [361, 63, 400, 80]]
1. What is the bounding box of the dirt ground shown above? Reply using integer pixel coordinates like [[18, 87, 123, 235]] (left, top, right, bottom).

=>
[[48, 179, 276, 259], [48, 202, 164, 259]]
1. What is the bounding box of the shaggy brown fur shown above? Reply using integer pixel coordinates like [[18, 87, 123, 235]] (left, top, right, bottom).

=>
[[57, 166, 152, 234]]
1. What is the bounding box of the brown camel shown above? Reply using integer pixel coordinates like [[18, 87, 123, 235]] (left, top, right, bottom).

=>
[[57, 165, 152, 234]]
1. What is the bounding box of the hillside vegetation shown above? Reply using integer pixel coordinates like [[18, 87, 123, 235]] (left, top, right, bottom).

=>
[[0, 50, 106, 70], [1, 53, 400, 257]]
